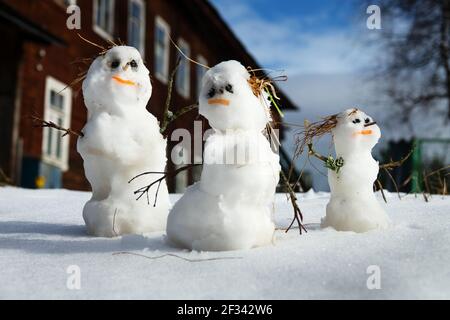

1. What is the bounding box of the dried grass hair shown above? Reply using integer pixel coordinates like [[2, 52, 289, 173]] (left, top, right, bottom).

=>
[[295, 114, 339, 158], [247, 67, 287, 99]]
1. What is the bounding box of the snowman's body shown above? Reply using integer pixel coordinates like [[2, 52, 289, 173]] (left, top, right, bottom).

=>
[[78, 46, 169, 237], [321, 109, 390, 232], [167, 61, 280, 251]]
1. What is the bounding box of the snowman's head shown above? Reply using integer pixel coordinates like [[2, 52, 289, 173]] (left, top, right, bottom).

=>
[[82, 46, 152, 116], [332, 108, 381, 155], [199, 60, 271, 131]]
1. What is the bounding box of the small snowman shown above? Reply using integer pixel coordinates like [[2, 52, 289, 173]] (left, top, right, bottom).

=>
[[78, 46, 169, 237], [320, 108, 390, 232], [166, 60, 280, 251]]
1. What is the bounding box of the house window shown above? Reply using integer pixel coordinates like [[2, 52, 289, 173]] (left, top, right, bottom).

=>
[[154, 16, 170, 83], [196, 55, 208, 98], [176, 38, 190, 98], [42, 77, 72, 171], [93, 0, 115, 40], [128, 0, 146, 56]]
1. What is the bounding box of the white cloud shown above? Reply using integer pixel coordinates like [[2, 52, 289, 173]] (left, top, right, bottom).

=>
[[212, 1, 374, 75]]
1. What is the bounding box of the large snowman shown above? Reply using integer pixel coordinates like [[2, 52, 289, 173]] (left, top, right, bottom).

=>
[[322, 108, 390, 232], [166, 60, 280, 251], [78, 46, 169, 237]]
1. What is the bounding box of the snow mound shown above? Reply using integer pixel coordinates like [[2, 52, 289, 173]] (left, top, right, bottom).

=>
[[0, 187, 449, 299]]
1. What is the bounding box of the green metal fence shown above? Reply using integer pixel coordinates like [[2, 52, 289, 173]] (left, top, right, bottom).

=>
[[411, 138, 450, 193]]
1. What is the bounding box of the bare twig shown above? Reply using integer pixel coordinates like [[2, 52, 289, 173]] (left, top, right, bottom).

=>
[[160, 58, 181, 135], [307, 143, 328, 163], [423, 190, 430, 202], [163, 103, 199, 134], [379, 148, 414, 170], [129, 164, 201, 206], [376, 179, 388, 203], [31, 114, 84, 138], [0, 168, 12, 185], [423, 165, 450, 179], [383, 167, 401, 199], [280, 170, 307, 234], [112, 208, 119, 237]]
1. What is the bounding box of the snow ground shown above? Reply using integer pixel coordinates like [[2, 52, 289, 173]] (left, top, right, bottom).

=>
[[0, 187, 449, 300]]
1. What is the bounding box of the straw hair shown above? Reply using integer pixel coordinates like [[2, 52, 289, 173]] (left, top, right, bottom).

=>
[[59, 34, 125, 94], [295, 114, 339, 157], [247, 67, 287, 99]]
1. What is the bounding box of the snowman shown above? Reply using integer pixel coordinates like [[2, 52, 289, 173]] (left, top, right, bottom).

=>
[[166, 60, 280, 251], [78, 46, 169, 237], [321, 108, 390, 232]]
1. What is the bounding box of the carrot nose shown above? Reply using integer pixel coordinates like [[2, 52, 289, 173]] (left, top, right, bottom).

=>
[[354, 129, 373, 136], [112, 76, 136, 86], [208, 98, 230, 106]]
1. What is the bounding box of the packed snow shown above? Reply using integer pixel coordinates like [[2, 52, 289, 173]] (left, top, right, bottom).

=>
[[0, 187, 449, 299], [167, 61, 280, 251], [323, 109, 390, 232], [79, 46, 169, 237]]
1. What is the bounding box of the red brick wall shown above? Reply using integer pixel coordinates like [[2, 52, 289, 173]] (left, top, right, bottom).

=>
[[2, 0, 289, 191]]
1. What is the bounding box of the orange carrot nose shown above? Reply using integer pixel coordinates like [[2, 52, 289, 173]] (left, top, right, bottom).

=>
[[208, 98, 230, 106], [354, 129, 373, 136], [112, 76, 136, 86]]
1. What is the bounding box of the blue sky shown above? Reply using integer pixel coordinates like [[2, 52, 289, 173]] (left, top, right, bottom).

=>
[[210, 0, 377, 190], [210, 0, 371, 75]]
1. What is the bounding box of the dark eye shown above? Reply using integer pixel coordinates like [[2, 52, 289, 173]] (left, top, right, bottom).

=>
[[365, 118, 371, 124], [225, 84, 233, 93], [207, 87, 216, 98], [111, 59, 121, 69], [352, 119, 361, 124], [130, 60, 138, 69]]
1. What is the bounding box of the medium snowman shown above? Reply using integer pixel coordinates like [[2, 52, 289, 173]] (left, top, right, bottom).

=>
[[78, 46, 169, 237], [166, 60, 280, 251], [321, 108, 390, 232]]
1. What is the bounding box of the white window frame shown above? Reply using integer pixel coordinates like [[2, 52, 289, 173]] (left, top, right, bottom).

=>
[[42, 77, 72, 172], [128, 0, 146, 56], [154, 16, 170, 84], [196, 55, 208, 98], [176, 38, 191, 99], [93, 0, 115, 40]]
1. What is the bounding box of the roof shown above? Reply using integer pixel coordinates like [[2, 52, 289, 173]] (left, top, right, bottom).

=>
[[0, 2, 65, 45]]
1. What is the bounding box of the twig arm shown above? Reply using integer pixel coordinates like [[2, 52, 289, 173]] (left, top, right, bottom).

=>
[[31, 115, 84, 138], [307, 143, 344, 173], [130, 164, 202, 206], [307, 143, 328, 163]]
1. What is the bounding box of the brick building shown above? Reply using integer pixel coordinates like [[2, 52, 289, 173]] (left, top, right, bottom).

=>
[[0, 0, 298, 192]]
